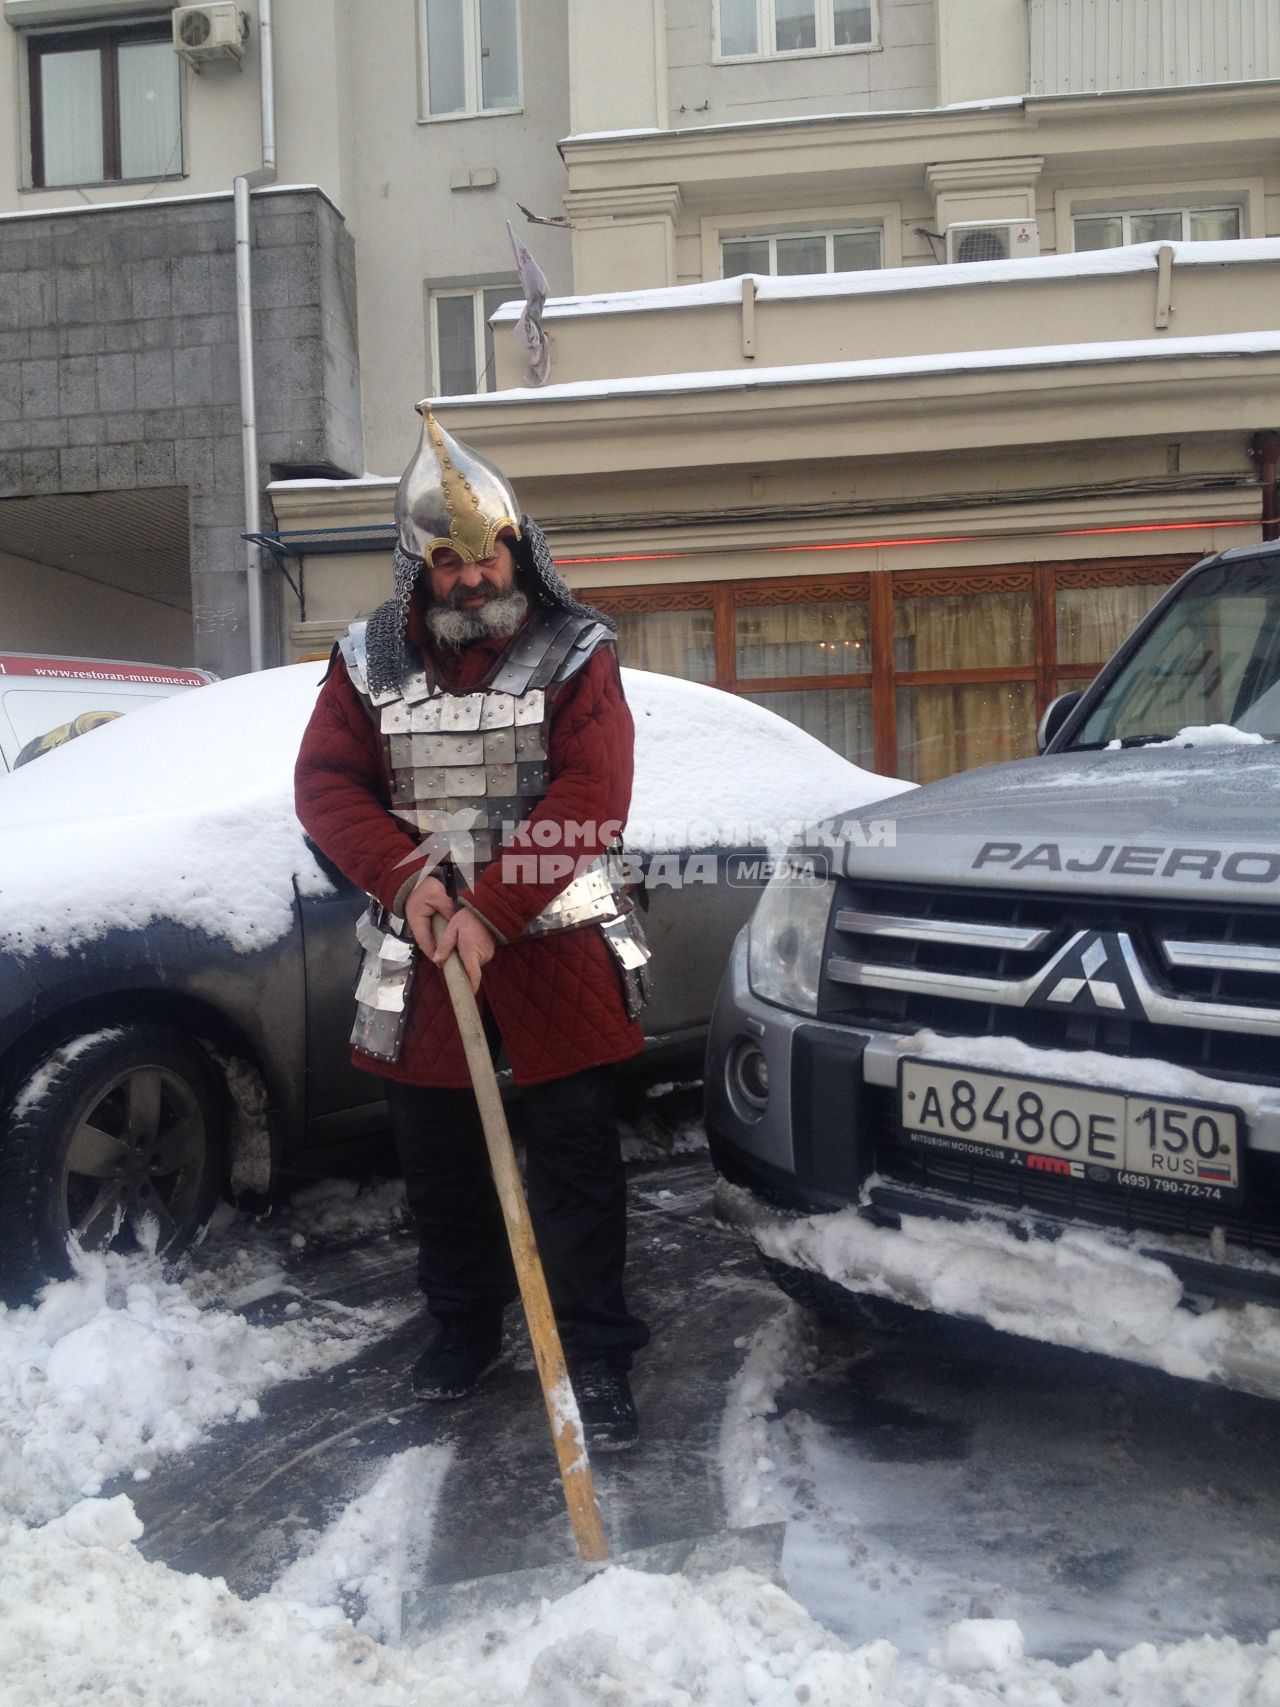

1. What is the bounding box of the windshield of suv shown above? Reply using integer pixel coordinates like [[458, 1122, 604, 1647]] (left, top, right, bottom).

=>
[[1067, 557, 1280, 749]]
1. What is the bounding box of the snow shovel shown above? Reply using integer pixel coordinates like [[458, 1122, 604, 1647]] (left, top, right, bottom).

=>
[[406, 914, 785, 1629]]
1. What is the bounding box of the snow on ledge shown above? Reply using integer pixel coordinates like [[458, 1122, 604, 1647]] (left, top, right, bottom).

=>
[[488, 240, 1280, 324], [436, 329, 1280, 411]]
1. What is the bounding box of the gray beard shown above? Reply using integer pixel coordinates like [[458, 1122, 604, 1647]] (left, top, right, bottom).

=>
[[425, 588, 529, 649]]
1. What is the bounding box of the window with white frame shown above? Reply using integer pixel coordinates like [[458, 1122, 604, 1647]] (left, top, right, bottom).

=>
[[430, 284, 516, 396], [420, 0, 520, 118], [721, 227, 882, 278], [1073, 205, 1241, 250], [28, 22, 182, 188], [716, 0, 876, 59]]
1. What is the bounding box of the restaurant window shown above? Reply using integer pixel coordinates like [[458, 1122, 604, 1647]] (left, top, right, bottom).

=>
[[29, 23, 182, 188], [579, 560, 1192, 784]]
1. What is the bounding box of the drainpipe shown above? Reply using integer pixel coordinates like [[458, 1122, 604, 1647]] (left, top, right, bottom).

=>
[[1252, 431, 1280, 544], [235, 0, 277, 671]]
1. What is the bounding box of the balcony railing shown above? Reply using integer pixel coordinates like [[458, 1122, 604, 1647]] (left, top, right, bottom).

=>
[[1028, 0, 1280, 96]]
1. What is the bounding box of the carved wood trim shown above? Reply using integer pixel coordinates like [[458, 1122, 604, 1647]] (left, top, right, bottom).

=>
[[893, 569, 1033, 598], [1052, 557, 1193, 590]]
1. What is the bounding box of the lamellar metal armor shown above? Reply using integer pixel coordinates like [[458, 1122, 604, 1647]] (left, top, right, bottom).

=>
[[339, 606, 652, 1063]]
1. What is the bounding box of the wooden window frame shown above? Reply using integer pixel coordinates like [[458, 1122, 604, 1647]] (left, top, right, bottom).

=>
[[28, 22, 177, 190], [583, 557, 1196, 778]]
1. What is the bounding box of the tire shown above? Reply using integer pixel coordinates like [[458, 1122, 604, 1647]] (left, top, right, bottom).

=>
[[0, 1025, 228, 1303], [758, 1253, 914, 1333]]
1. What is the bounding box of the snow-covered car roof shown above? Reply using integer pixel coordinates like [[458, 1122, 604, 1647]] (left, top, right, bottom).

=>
[[0, 662, 908, 958]]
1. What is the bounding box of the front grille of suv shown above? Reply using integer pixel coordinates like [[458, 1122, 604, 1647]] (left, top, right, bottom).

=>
[[820, 881, 1280, 1082], [820, 881, 1280, 1251]]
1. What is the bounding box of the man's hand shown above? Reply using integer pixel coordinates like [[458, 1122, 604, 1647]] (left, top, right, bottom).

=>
[[404, 875, 455, 956], [431, 906, 497, 996]]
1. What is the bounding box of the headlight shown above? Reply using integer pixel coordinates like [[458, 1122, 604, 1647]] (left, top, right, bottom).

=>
[[747, 860, 833, 1014]]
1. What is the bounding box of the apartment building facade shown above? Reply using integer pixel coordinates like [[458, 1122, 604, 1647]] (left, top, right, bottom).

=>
[[2, 0, 1277, 782]]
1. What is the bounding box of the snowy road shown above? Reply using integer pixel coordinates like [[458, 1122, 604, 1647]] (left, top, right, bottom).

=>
[[116, 1138, 1280, 1663]]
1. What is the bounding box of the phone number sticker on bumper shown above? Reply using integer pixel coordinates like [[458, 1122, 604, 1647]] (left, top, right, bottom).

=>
[[898, 1058, 1242, 1203]]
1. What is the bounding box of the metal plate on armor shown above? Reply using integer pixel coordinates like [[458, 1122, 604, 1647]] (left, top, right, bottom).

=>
[[381, 702, 412, 735], [446, 767, 488, 796], [409, 732, 484, 765], [400, 670, 432, 705], [513, 690, 545, 726], [483, 727, 516, 763], [485, 763, 516, 792], [480, 693, 516, 730], [441, 694, 485, 732], [409, 699, 445, 733], [514, 725, 546, 761], [389, 734, 412, 768], [516, 761, 547, 792], [392, 766, 448, 800]]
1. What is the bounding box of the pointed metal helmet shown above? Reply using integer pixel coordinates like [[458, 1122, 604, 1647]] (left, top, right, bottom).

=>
[[395, 404, 523, 566]]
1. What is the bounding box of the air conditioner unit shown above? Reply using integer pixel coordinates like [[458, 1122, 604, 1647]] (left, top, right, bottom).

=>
[[172, 3, 247, 68], [946, 219, 1040, 264]]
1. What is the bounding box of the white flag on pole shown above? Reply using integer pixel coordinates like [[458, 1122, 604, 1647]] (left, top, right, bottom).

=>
[[506, 219, 551, 387]]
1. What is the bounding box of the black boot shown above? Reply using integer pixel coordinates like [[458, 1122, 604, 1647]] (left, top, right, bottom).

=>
[[571, 1359, 639, 1450], [412, 1313, 504, 1400]]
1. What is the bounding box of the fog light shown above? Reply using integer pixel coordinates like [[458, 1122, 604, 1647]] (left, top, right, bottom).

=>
[[730, 1040, 770, 1113]]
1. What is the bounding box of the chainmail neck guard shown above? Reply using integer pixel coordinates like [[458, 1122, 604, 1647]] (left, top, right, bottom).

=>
[[361, 517, 615, 702]]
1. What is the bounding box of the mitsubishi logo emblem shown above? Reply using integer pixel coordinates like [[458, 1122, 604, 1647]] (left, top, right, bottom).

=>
[[1032, 931, 1145, 1018]]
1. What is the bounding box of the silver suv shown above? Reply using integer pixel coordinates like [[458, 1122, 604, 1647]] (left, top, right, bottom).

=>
[[707, 540, 1280, 1392]]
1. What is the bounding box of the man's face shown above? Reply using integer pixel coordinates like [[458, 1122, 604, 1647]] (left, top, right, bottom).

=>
[[427, 539, 516, 610]]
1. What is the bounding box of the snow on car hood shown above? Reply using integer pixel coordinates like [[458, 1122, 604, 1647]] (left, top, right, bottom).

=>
[[828, 743, 1280, 901], [0, 662, 905, 957]]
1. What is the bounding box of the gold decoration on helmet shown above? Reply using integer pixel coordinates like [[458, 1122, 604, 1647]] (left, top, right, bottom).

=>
[[395, 404, 523, 566]]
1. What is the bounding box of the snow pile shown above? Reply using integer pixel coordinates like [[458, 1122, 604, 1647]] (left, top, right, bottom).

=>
[[269, 1447, 452, 1643], [0, 1247, 399, 1523], [276, 1176, 409, 1247], [5, 1496, 1280, 1706], [0, 663, 900, 957], [728, 1181, 1280, 1401], [625, 671, 907, 852]]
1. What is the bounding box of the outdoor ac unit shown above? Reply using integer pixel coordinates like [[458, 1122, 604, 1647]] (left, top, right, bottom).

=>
[[946, 219, 1040, 264], [172, 3, 247, 68]]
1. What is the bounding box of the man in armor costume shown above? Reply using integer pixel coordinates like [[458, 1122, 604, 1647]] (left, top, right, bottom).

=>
[[294, 406, 652, 1448]]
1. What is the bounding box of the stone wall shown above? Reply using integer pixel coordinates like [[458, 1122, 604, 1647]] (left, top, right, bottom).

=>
[[0, 187, 362, 676]]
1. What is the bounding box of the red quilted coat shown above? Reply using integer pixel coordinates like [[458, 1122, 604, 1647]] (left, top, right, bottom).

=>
[[293, 595, 646, 1089]]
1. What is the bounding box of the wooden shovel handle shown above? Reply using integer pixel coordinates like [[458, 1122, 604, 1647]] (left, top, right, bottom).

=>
[[429, 912, 609, 1563]]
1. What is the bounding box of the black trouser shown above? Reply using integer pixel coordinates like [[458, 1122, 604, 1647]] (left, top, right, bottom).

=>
[[385, 1064, 650, 1368]]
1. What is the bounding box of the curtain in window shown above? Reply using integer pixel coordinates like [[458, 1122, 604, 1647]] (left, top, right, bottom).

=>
[[1056, 584, 1168, 666], [119, 39, 181, 179], [40, 49, 103, 186], [611, 610, 715, 682], [735, 600, 870, 678], [743, 687, 875, 769], [893, 589, 1034, 782], [897, 683, 1036, 782]]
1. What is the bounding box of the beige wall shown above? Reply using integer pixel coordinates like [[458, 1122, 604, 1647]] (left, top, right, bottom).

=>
[[0, 548, 193, 661]]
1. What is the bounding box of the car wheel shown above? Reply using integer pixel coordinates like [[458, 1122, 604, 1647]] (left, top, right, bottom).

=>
[[758, 1253, 913, 1332], [0, 1025, 228, 1302]]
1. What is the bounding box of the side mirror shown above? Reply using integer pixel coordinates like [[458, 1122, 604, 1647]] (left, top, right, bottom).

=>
[[1036, 690, 1084, 754]]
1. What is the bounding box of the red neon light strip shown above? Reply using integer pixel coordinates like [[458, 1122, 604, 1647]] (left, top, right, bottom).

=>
[[559, 516, 1257, 567]]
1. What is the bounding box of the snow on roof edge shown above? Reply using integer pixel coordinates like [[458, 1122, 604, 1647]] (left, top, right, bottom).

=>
[[487, 240, 1280, 325], [433, 329, 1280, 412]]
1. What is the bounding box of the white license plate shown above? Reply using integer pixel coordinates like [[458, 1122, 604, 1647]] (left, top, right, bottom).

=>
[[898, 1058, 1242, 1203]]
